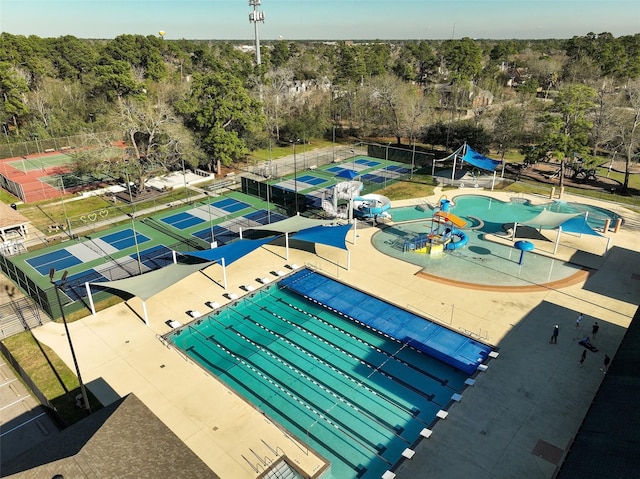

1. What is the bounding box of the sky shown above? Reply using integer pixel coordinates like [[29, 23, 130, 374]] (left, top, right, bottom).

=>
[[1, 0, 638, 41]]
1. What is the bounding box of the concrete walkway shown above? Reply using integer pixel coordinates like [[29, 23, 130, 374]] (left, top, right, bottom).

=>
[[31, 186, 640, 479]]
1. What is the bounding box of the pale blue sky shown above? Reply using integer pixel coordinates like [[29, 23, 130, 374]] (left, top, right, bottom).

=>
[[1, 0, 638, 40]]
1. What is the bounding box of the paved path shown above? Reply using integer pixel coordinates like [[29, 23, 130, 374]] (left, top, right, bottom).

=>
[[31, 187, 640, 478]]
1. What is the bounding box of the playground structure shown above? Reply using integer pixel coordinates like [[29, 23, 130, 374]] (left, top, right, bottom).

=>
[[404, 197, 469, 255]]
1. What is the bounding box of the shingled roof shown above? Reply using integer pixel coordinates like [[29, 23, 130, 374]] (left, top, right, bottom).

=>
[[1, 393, 218, 479], [0, 202, 28, 230]]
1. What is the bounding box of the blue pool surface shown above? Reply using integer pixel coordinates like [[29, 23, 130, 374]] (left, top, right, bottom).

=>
[[169, 269, 487, 479]]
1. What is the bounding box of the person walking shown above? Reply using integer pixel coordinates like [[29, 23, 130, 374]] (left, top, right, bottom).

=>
[[591, 322, 600, 339], [575, 313, 583, 329], [601, 354, 611, 373], [579, 349, 587, 366], [550, 324, 559, 344]]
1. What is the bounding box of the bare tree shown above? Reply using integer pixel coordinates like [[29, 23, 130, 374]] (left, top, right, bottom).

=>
[[615, 81, 640, 191]]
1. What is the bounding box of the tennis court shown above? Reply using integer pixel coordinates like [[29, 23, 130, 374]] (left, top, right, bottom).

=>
[[296, 174, 328, 186], [160, 211, 206, 230], [192, 209, 288, 245], [6, 153, 73, 173], [25, 249, 83, 276], [99, 228, 151, 250], [211, 197, 251, 213]]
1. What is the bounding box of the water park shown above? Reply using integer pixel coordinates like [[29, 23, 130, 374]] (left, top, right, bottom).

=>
[[4, 145, 639, 479]]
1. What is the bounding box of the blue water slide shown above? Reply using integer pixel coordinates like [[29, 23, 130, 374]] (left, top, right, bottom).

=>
[[445, 231, 469, 250]]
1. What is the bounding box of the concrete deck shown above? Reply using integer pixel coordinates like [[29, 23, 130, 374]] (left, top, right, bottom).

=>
[[32, 187, 640, 479]]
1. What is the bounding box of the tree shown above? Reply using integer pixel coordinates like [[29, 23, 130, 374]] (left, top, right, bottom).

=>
[[0, 62, 30, 134], [614, 81, 640, 191], [176, 71, 264, 167], [493, 106, 524, 159], [539, 84, 597, 158], [440, 38, 483, 83]]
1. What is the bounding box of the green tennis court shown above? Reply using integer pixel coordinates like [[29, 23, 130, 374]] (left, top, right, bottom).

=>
[[7, 153, 73, 173]]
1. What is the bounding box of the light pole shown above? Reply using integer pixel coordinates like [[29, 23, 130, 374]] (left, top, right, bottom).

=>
[[181, 157, 190, 204], [128, 213, 143, 275], [350, 148, 355, 171], [59, 176, 71, 235], [290, 138, 300, 214], [204, 191, 215, 247], [49, 268, 91, 415]]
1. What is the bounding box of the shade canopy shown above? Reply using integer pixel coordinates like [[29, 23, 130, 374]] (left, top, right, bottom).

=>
[[248, 216, 336, 234], [185, 236, 277, 264], [291, 224, 352, 250], [461, 145, 502, 172], [520, 210, 581, 228], [336, 169, 359, 179], [89, 261, 214, 302], [559, 217, 604, 237]]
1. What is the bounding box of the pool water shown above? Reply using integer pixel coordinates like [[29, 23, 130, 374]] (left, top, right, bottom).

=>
[[378, 195, 617, 287], [169, 277, 471, 479]]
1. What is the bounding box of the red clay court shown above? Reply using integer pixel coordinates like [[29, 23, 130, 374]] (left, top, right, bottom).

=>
[[1, 151, 78, 203]]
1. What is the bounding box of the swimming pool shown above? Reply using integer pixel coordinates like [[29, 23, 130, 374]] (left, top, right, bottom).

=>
[[376, 195, 617, 288], [167, 269, 489, 479]]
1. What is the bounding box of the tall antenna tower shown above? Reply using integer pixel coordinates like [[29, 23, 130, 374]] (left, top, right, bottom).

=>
[[248, 0, 265, 66]]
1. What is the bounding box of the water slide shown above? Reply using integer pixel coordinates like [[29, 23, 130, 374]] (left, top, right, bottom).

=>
[[353, 194, 391, 219], [433, 211, 467, 228]]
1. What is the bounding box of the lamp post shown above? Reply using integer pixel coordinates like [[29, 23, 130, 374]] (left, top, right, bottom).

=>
[[49, 268, 91, 415], [204, 191, 215, 247], [128, 213, 143, 275], [350, 148, 355, 171], [181, 157, 190, 204], [290, 138, 300, 214]]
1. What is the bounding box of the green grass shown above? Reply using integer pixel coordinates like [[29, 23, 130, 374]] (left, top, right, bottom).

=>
[[248, 139, 339, 162], [377, 172, 438, 200], [3, 331, 101, 425]]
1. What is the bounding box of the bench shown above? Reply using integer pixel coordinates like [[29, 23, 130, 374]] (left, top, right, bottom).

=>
[[60, 146, 72, 151], [44, 148, 55, 153]]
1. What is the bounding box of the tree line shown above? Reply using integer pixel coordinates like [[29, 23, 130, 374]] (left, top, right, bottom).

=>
[[1, 31, 639, 191]]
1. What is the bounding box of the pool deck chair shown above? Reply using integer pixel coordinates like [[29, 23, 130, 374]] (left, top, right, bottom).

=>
[[187, 310, 202, 318], [205, 301, 220, 309], [166, 319, 182, 329]]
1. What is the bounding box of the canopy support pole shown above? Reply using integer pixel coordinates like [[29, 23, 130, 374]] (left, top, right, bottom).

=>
[[451, 154, 457, 185], [512, 222, 518, 241], [172, 250, 177, 264], [285, 233, 290, 261], [239, 227, 243, 239], [85, 282, 96, 316], [606, 236, 611, 253], [141, 300, 149, 326], [491, 171, 496, 191], [553, 226, 562, 254], [221, 257, 227, 290]]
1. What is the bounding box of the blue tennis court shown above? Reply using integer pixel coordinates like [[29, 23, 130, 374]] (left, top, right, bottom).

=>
[[361, 173, 386, 184], [356, 158, 381, 167], [161, 212, 205, 230], [211, 198, 251, 213], [63, 269, 105, 302], [100, 228, 151, 250], [243, 209, 288, 225], [386, 165, 411, 173], [297, 174, 327, 186], [26, 249, 82, 276], [132, 245, 174, 269]]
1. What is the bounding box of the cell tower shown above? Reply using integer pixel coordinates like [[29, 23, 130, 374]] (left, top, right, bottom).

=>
[[248, 0, 265, 66]]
